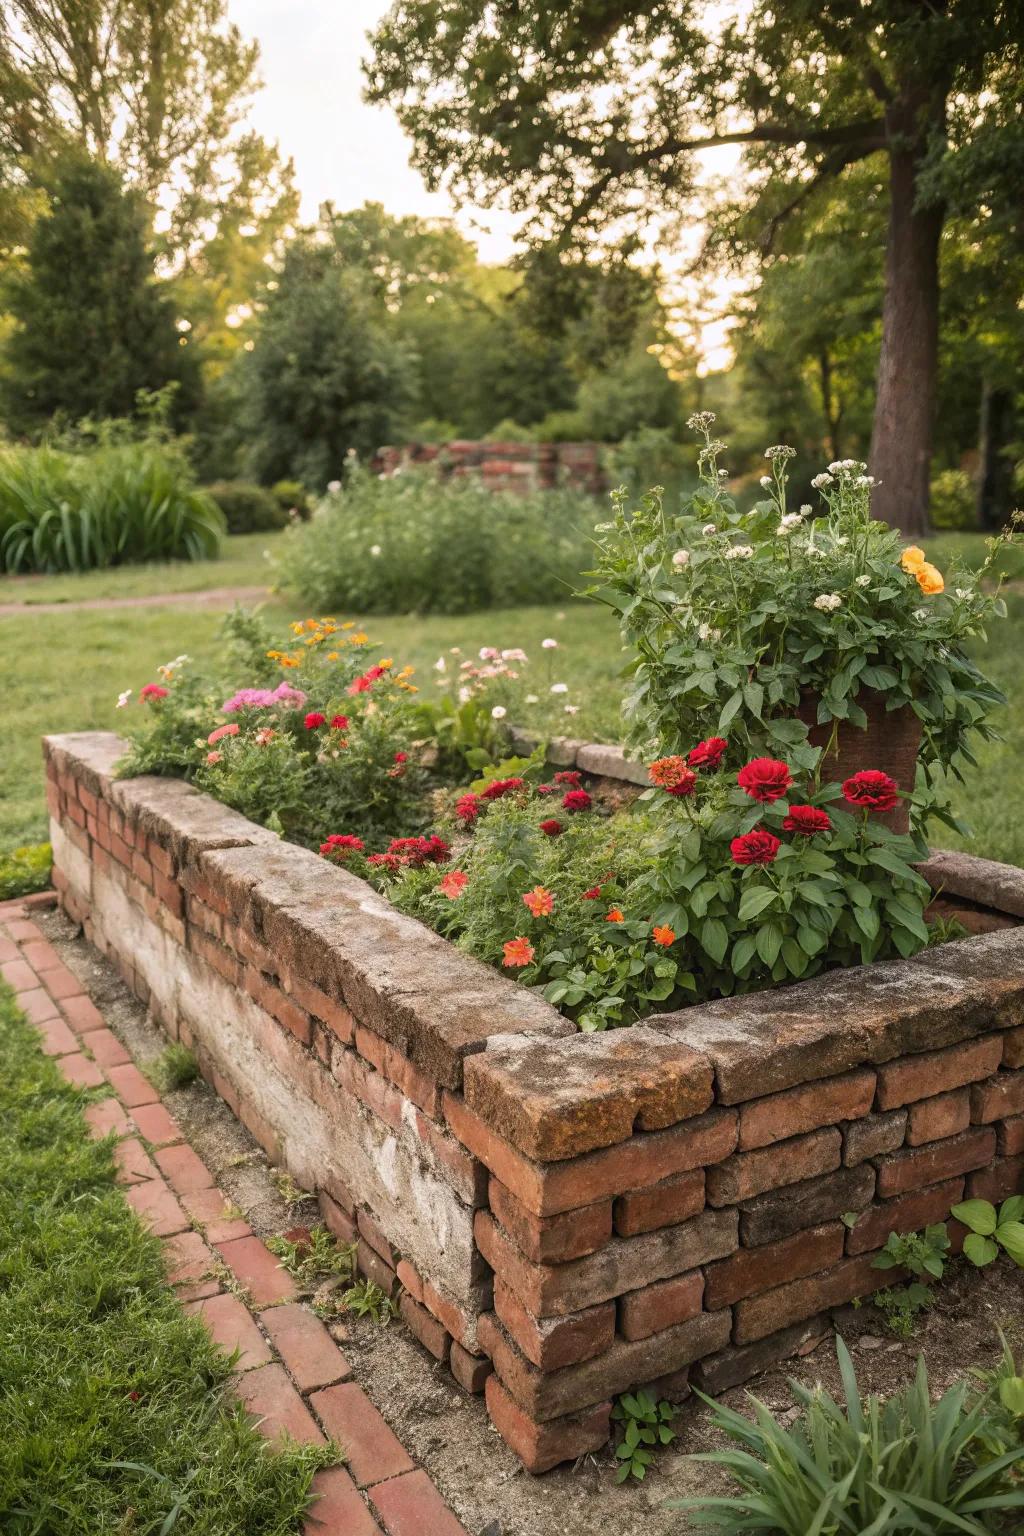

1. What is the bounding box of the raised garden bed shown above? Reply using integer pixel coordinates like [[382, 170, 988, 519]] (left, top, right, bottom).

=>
[[45, 729, 1024, 1472]]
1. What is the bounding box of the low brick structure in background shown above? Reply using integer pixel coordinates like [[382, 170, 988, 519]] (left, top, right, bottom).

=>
[[372, 440, 607, 496], [45, 731, 1024, 1472]]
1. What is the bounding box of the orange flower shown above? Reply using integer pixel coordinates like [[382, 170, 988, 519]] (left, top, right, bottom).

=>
[[648, 755, 689, 789], [652, 925, 676, 947], [439, 869, 468, 900], [915, 562, 944, 594], [502, 937, 535, 967], [606, 908, 624, 923], [900, 546, 926, 573], [522, 885, 554, 917]]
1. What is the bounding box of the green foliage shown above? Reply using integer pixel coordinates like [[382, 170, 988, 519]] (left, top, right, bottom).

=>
[[0, 843, 51, 901], [589, 417, 1015, 829], [340, 1280, 396, 1324], [266, 1227, 355, 1288], [931, 469, 978, 530], [144, 1042, 199, 1093], [677, 1335, 1024, 1532], [282, 462, 595, 615], [952, 1197, 1024, 1269], [873, 1223, 951, 1281], [0, 155, 195, 434], [872, 1284, 935, 1339], [204, 480, 288, 535], [0, 439, 223, 572], [232, 241, 418, 488], [611, 1391, 676, 1482], [0, 985, 332, 1532], [270, 480, 312, 521]]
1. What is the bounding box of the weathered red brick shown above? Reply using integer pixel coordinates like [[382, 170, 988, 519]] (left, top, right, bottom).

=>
[[445, 1093, 736, 1217], [705, 1224, 844, 1309], [33, 1013, 77, 1055], [475, 1206, 737, 1318], [999, 1116, 1024, 1156], [493, 1278, 614, 1369], [875, 1127, 996, 1197], [303, 1467, 380, 1536], [707, 1128, 842, 1206], [107, 1061, 159, 1108], [692, 1315, 831, 1395], [357, 1239, 398, 1298], [154, 1141, 215, 1196], [319, 1189, 358, 1246], [85, 1027, 132, 1068], [162, 1229, 217, 1287], [740, 1164, 876, 1245], [399, 1292, 451, 1362], [489, 1177, 611, 1264], [368, 1468, 469, 1536], [309, 1382, 414, 1487], [619, 1269, 704, 1342], [20, 939, 62, 973], [846, 1177, 965, 1255], [84, 1097, 132, 1139], [58, 1051, 106, 1089], [733, 1252, 886, 1343], [179, 1185, 251, 1243], [971, 1070, 1024, 1124], [413, 1110, 487, 1207], [614, 1169, 705, 1236], [2, 958, 38, 992], [450, 1339, 492, 1395], [738, 1069, 876, 1151], [60, 993, 105, 1034], [419, 1277, 480, 1354], [396, 1258, 423, 1303], [876, 1036, 1004, 1109], [906, 1089, 971, 1146], [1004, 1027, 1024, 1069], [130, 1101, 182, 1147], [357, 1208, 399, 1267], [484, 1374, 610, 1475], [965, 1154, 1024, 1203], [234, 1363, 325, 1445], [216, 1234, 297, 1307], [263, 1302, 352, 1390], [125, 1175, 189, 1236]]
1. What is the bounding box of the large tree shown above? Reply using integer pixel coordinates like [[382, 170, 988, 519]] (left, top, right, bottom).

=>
[[366, 0, 1021, 532], [0, 155, 193, 431]]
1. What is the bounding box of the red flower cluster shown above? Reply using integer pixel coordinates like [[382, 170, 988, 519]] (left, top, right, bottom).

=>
[[480, 776, 526, 801], [320, 833, 365, 858], [731, 829, 782, 866], [139, 683, 169, 701], [304, 711, 326, 729], [843, 770, 899, 813], [347, 663, 388, 697], [386, 835, 450, 867], [330, 714, 349, 731], [737, 758, 793, 803], [562, 789, 592, 812], [455, 793, 481, 824], [688, 736, 728, 770], [554, 770, 582, 786], [782, 805, 832, 835], [539, 818, 563, 837], [536, 783, 554, 795]]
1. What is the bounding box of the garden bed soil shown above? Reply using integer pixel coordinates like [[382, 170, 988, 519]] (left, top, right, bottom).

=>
[[45, 730, 1024, 1476], [30, 902, 1024, 1536]]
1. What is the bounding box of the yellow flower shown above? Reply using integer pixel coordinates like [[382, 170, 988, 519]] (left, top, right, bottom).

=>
[[900, 546, 926, 573], [352, 631, 368, 645], [290, 621, 304, 635], [379, 657, 393, 669], [916, 562, 944, 595], [327, 651, 339, 661], [341, 621, 355, 631]]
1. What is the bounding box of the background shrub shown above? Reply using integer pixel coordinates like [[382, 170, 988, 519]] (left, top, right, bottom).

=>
[[204, 479, 288, 534], [930, 467, 977, 529], [282, 463, 597, 614], [0, 441, 223, 572], [270, 479, 312, 521]]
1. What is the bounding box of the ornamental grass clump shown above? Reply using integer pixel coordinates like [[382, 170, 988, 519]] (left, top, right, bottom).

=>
[[589, 414, 1018, 833]]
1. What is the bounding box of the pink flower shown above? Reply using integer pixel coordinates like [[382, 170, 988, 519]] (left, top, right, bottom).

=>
[[222, 681, 306, 713], [139, 683, 168, 702], [205, 750, 223, 766], [207, 722, 239, 745]]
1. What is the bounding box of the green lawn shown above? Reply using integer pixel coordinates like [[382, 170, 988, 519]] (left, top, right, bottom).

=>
[[0, 531, 289, 604], [0, 987, 331, 1533], [2, 530, 1021, 863]]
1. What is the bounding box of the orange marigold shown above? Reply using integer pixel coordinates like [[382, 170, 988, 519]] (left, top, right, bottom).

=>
[[652, 925, 676, 947], [915, 562, 944, 594], [648, 755, 689, 789], [606, 908, 624, 924], [502, 936, 535, 967], [439, 869, 468, 900], [522, 885, 554, 917]]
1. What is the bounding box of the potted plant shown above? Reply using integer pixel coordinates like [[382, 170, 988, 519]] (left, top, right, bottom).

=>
[[588, 414, 1016, 835]]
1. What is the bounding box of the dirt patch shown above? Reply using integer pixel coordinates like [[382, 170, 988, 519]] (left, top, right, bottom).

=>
[[0, 585, 270, 617], [36, 903, 1024, 1536]]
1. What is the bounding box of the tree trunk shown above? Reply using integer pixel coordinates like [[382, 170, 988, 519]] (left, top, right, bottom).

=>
[[976, 378, 1016, 531], [819, 348, 842, 462], [869, 95, 945, 535]]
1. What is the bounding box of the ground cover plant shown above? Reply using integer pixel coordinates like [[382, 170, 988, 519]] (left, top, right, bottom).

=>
[[676, 1337, 1024, 1532], [0, 986, 332, 1534], [281, 461, 597, 614], [0, 439, 224, 573]]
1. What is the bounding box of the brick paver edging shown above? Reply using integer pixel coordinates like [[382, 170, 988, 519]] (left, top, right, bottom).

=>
[[0, 891, 470, 1536]]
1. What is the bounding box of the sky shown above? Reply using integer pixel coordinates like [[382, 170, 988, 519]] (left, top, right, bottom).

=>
[[230, 0, 741, 367]]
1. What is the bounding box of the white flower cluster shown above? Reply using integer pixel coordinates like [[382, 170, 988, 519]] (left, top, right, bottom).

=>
[[856, 574, 872, 588], [776, 511, 804, 535], [813, 593, 843, 612], [759, 475, 772, 488], [724, 545, 754, 561], [828, 459, 867, 474], [686, 410, 716, 431], [811, 473, 833, 490], [764, 445, 796, 461], [671, 549, 690, 568], [702, 523, 717, 536], [697, 621, 722, 642]]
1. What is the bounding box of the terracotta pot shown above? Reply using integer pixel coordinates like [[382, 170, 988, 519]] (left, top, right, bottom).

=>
[[797, 688, 922, 835]]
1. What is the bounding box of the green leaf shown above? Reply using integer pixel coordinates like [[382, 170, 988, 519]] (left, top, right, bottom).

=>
[[718, 688, 744, 733], [950, 1199, 998, 1236], [999, 1376, 1024, 1416], [999, 1195, 1024, 1225], [962, 1232, 999, 1267], [737, 887, 777, 923], [995, 1220, 1024, 1267], [755, 922, 783, 968], [701, 917, 729, 965]]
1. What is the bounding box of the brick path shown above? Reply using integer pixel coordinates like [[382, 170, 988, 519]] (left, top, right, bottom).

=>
[[0, 891, 470, 1536]]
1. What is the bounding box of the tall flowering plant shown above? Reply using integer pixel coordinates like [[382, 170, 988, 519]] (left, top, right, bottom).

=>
[[588, 414, 1017, 830]]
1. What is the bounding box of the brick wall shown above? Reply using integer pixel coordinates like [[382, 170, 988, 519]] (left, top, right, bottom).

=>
[[46, 732, 1024, 1473], [371, 440, 607, 496]]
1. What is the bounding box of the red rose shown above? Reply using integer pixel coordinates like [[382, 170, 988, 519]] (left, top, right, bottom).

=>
[[562, 789, 592, 812], [731, 829, 781, 866], [843, 770, 899, 813], [481, 776, 525, 801], [688, 736, 728, 771], [782, 805, 832, 835], [554, 770, 582, 786], [737, 758, 793, 803], [139, 683, 169, 701], [455, 793, 481, 823], [539, 818, 563, 837], [304, 711, 326, 729], [387, 835, 450, 866], [330, 714, 349, 730], [665, 767, 697, 798]]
